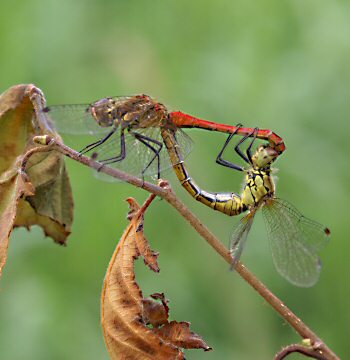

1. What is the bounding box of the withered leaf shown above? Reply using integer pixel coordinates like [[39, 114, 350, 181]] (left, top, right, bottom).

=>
[[0, 173, 34, 273], [0, 84, 73, 276], [126, 197, 160, 272], [153, 321, 212, 351], [101, 197, 211, 359], [142, 293, 169, 327]]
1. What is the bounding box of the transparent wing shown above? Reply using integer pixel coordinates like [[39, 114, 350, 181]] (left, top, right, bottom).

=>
[[262, 198, 330, 287], [83, 126, 193, 182], [42, 104, 109, 135], [230, 212, 255, 267], [42, 96, 132, 135], [172, 128, 194, 163]]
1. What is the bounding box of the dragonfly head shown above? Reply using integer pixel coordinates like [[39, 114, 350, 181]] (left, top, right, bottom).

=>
[[91, 98, 119, 127], [252, 145, 279, 169]]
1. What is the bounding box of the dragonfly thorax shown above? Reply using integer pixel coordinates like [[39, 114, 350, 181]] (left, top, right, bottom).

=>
[[91, 94, 169, 130], [128, 101, 168, 129], [241, 168, 275, 209], [241, 145, 278, 209]]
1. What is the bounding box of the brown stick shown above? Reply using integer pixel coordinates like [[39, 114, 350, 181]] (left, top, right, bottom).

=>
[[274, 344, 329, 360], [21, 135, 339, 360]]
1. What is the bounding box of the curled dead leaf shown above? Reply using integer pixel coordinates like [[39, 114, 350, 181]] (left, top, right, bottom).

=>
[[142, 293, 169, 327], [153, 321, 213, 351], [0, 84, 74, 276], [101, 196, 211, 359]]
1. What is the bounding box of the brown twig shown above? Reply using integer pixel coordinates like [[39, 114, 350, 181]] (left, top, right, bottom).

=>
[[275, 344, 329, 360], [21, 133, 339, 360]]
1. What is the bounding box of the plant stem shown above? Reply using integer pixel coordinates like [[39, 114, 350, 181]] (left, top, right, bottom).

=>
[[274, 344, 329, 360]]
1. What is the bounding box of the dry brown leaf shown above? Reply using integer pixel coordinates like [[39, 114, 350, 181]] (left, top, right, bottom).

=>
[[153, 321, 212, 350], [142, 293, 169, 328], [0, 173, 35, 273], [101, 197, 211, 360], [0, 84, 74, 276]]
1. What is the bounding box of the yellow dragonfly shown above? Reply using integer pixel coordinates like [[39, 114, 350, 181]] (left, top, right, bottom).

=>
[[164, 128, 330, 287]]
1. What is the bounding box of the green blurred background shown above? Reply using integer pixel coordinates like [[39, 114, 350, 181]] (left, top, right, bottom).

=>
[[1, 0, 349, 359]]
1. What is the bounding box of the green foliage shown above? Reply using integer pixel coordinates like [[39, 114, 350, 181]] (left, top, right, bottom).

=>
[[0, 0, 349, 359]]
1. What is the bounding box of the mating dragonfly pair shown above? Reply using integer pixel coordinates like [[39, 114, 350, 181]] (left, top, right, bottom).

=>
[[43, 94, 330, 287]]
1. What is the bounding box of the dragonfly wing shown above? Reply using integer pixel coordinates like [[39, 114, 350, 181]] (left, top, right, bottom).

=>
[[43, 96, 135, 135], [262, 198, 330, 287], [89, 129, 136, 183], [230, 212, 255, 267], [173, 128, 194, 161], [134, 126, 177, 178], [87, 126, 180, 181], [43, 104, 111, 135], [114, 126, 193, 179]]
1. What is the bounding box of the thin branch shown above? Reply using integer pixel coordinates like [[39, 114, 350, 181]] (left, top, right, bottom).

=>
[[21, 134, 339, 360], [275, 344, 329, 360]]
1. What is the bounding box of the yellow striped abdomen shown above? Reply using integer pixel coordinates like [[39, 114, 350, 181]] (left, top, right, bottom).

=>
[[161, 128, 245, 216]]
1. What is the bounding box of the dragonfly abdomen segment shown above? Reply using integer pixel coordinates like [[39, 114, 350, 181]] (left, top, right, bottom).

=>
[[161, 128, 245, 216], [173, 161, 245, 216], [170, 111, 286, 154]]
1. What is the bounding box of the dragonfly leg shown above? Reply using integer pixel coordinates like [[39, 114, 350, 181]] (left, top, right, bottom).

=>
[[216, 124, 244, 172], [98, 131, 126, 164], [131, 131, 163, 179], [246, 128, 259, 164], [234, 128, 258, 164], [79, 129, 116, 155]]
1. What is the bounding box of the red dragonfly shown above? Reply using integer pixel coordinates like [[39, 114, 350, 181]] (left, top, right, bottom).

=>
[[43, 94, 285, 179], [43, 93, 286, 214]]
